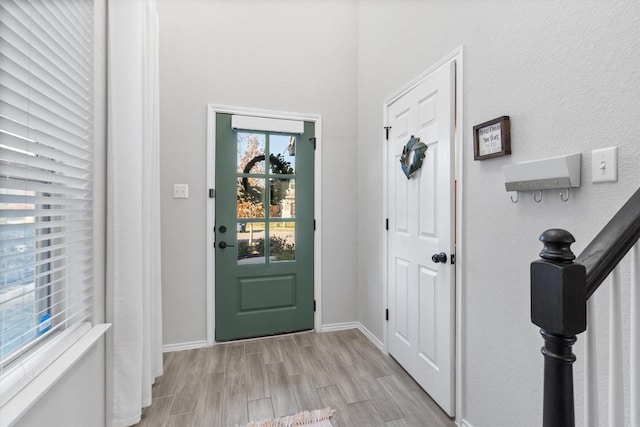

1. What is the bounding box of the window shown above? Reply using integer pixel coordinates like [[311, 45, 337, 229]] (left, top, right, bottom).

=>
[[0, 0, 95, 371]]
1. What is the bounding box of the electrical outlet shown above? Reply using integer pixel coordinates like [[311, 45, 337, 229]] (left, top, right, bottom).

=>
[[173, 184, 189, 198], [592, 147, 617, 183]]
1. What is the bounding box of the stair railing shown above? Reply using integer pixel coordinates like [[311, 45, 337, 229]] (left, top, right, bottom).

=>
[[530, 187, 640, 427]]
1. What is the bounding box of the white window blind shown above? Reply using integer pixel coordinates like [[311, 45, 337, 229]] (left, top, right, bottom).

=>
[[0, 0, 94, 367]]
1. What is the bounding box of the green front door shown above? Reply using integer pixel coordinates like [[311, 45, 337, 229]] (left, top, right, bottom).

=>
[[215, 113, 314, 341]]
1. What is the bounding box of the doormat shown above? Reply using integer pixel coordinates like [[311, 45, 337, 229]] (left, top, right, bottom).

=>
[[243, 407, 335, 427]]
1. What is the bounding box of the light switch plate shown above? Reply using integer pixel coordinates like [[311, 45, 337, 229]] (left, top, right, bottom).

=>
[[173, 184, 189, 198], [592, 147, 617, 183]]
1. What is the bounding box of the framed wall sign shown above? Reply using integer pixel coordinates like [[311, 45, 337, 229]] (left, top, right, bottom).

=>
[[473, 116, 511, 160]]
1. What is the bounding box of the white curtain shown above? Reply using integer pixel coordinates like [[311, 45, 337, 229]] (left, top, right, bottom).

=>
[[106, 1, 163, 426]]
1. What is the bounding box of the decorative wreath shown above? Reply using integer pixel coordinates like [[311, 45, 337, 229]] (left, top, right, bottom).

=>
[[241, 154, 293, 205], [400, 135, 427, 179]]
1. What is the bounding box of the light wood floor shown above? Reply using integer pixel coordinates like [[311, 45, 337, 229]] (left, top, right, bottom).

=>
[[134, 329, 455, 427]]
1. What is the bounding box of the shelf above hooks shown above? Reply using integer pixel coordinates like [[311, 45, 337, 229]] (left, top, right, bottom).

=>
[[504, 153, 581, 203]]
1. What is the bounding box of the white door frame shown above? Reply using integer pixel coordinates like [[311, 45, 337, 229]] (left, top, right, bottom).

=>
[[206, 104, 323, 345], [381, 46, 464, 418]]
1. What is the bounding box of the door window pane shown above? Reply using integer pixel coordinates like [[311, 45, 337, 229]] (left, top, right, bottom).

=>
[[237, 133, 265, 174], [237, 222, 265, 264], [270, 222, 295, 262], [269, 178, 295, 218], [237, 178, 265, 218], [269, 135, 296, 174]]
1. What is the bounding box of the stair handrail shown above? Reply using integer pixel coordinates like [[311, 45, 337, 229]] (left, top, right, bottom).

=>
[[530, 187, 640, 427], [576, 187, 640, 298]]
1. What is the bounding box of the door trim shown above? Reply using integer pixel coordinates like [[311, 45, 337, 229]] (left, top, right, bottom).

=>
[[381, 46, 464, 418], [206, 104, 322, 345]]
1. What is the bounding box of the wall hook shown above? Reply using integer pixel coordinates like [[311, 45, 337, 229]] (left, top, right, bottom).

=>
[[510, 192, 519, 203], [533, 190, 543, 203], [560, 188, 570, 202]]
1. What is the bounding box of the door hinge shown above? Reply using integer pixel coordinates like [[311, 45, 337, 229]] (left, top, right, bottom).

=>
[[313, 219, 316, 231], [451, 254, 456, 265], [385, 308, 389, 321], [385, 218, 389, 230], [314, 300, 317, 312], [209, 188, 215, 198], [309, 137, 317, 150], [384, 126, 392, 141]]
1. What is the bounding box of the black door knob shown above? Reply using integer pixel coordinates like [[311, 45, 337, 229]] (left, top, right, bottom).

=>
[[218, 241, 235, 249], [432, 252, 447, 264]]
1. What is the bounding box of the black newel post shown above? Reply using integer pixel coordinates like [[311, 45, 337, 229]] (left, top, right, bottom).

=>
[[531, 229, 587, 427]]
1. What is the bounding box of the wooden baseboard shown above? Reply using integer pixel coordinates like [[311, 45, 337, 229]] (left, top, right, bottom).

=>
[[356, 323, 385, 352], [321, 321, 385, 353], [162, 340, 208, 353], [319, 322, 359, 332]]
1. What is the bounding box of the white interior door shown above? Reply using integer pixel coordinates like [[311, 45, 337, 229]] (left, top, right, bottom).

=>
[[386, 61, 455, 415]]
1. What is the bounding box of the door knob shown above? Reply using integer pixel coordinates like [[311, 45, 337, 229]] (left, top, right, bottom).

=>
[[432, 252, 447, 264], [218, 241, 235, 249]]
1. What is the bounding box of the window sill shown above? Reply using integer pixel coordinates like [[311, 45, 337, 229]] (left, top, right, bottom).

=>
[[0, 323, 111, 427]]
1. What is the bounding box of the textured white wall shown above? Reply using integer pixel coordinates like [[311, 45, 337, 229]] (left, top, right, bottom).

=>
[[157, 0, 359, 345], [356, 1, 640, 425]]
